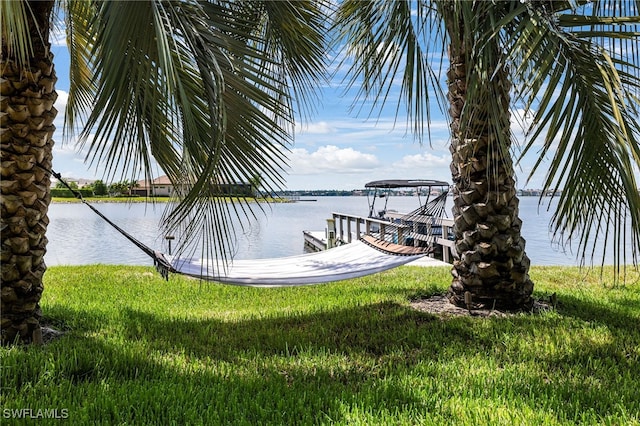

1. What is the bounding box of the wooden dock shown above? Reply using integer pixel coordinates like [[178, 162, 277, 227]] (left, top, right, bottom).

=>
[[303, 211, 456, 265]]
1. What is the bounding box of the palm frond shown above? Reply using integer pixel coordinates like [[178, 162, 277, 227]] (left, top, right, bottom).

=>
[[510, 1, 640, 269], [333, 0, 446, 142], [0, 0, 34, 68], [63, 0, 96, 140], [62, 0, 327, 264], [237, 0, 330, 122]]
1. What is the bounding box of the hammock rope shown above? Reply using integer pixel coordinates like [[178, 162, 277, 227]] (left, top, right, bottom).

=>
[[42, 168, 436, 285], [43, 167, 174, 278]]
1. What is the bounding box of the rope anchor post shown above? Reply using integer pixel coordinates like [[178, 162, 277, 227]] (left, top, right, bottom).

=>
[[165, 235, 175, 255]]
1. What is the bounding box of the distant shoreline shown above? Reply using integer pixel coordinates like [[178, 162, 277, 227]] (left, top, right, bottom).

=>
[[51, 197, 171, 203], [51, 196, 292, 204], [52, 193, 559, 203]]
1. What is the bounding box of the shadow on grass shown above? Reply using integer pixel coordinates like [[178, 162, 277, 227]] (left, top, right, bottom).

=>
[[34, 293, 640, 424], [31, 302, 443, 424], [555, 291, 640, 330], [43, 291, 639, 365], [118, 301, 442, 360]]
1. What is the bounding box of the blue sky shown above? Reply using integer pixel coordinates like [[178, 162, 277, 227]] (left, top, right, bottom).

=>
[[48, 28, 560, 191]]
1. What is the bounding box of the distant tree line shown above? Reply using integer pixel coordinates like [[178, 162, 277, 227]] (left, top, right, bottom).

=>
[[52, 180, 139, 198], [278, 190, 361, 197]]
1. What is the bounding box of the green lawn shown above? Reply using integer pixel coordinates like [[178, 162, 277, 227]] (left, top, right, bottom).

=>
[[1, 265, 639, 425]]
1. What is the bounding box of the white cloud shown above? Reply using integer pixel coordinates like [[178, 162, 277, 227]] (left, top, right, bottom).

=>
[[53, 89, 68, 111], [511, 108, 535, 134], [372, 152, 452, 184], [296, 121, 334, 135], [393, 152, 449, 169], [50, 91, 74, 151], [289, 145, 380, 175], [51, 27, 66, 47], [51, 90, 68, 137], [52, 142, 77, 154], [294, 118, 450, 151]]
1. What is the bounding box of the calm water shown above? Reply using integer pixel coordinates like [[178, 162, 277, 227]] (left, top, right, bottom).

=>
[[45, 196, 619, 266]]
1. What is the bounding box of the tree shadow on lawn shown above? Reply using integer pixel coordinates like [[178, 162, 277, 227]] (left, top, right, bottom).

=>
[[40, 295, 640, 422], [8, 334, 409, 425], [553, 291, 640, 331], [44, 292, 640, 366], [119, 301, 441, 361], [36, 303, 440, 424]]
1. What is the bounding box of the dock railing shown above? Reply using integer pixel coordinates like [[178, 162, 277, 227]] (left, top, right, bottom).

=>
[[330, 212, 456, 263]]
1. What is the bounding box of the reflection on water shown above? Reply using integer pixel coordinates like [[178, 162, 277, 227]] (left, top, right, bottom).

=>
[[45, 196, 624, 267]]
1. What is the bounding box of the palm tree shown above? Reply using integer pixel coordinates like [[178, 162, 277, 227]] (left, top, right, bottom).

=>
[[249, 173, 263, 198], [1, 0, 328, 344], [4, 0, 639, 345], [334, 0, 640, 310]]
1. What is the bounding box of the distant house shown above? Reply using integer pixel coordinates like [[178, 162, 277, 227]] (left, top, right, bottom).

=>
[[132, 175, 253, 197], [76, 178, 95, 188], [49, 177, 94, 189], [132, 175, 175, 197], [50, 178, 76, 189]]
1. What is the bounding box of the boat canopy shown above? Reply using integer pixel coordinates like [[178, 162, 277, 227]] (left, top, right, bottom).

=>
[[365, 179, 449, 189], [364, 179, 450, 219]]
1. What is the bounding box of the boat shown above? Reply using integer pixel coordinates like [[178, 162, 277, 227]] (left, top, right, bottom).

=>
[[302, 179, 456, 262]]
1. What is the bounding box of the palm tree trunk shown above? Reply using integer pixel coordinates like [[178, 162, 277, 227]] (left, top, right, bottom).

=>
[[1, 0, 56, 344], [443, 4, 534, 311]]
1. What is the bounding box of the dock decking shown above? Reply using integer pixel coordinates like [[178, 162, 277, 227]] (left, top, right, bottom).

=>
[[303, 211, 455, 266]]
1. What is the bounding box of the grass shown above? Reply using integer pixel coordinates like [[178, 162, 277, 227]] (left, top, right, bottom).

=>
[[1, 265, 639, 425]]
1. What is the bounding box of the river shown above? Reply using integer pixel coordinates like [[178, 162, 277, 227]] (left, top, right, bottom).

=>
[[44, 196, 621, 267]]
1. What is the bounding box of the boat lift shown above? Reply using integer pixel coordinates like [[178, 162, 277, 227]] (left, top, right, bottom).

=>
[[365, 179, 450, 219]]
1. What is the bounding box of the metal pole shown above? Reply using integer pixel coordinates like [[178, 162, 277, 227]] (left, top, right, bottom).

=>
[[165, 235, 175, 255]]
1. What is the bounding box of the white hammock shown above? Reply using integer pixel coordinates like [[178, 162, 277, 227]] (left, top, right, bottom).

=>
[[161, 239, 427, 287], [46, 169, 432, 286]]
